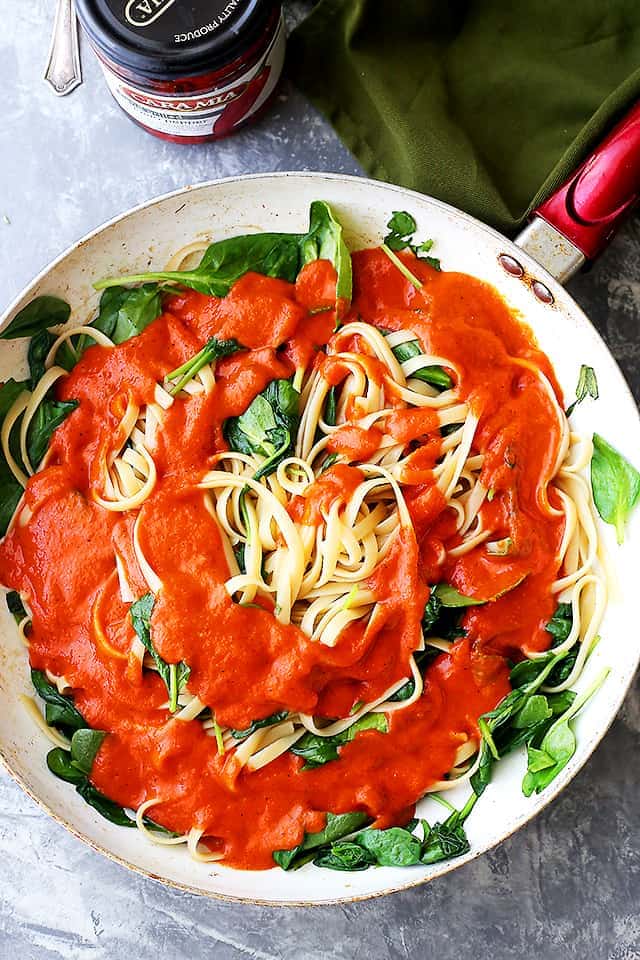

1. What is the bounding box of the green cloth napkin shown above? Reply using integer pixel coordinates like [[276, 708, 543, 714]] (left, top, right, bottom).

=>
[[289, 1, 640, 233]]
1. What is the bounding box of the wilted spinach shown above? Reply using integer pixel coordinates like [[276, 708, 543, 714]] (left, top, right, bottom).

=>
[[390, 337, 452, 390], [383, 211, 441, 270], [224, 378, 300, 481], [291, 713, 387, 769], [0, 296, 70, 340], [166, 336, 244, 395], [94, 201, 353, 318], [130, 593, 190, 713]]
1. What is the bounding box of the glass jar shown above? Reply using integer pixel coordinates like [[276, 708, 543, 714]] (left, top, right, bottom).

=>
[[75, 0, 285, 144]]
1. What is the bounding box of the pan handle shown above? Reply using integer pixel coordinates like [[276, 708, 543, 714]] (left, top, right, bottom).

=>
[[516, 100, 640, 284]]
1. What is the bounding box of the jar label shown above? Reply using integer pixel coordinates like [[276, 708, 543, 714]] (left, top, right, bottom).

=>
[[100, 11, 284, 139]]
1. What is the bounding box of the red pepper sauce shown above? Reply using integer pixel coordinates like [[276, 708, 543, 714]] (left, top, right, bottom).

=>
[[0, 252, 564, 868]]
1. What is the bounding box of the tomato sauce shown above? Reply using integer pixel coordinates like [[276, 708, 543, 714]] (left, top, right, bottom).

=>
[[0, 252, 564, 868]]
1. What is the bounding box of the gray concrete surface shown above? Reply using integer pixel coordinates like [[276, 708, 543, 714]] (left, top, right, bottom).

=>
[[1, 2, 639, 957]]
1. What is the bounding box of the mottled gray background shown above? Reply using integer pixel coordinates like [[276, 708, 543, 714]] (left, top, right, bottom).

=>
[[1, 2, 639, 958]]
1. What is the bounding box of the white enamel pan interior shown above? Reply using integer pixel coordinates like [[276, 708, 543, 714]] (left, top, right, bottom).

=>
[[1, 173, 639, 905]]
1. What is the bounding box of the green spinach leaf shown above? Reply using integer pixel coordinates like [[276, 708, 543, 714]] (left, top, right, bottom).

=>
[[6, 590, 27, 625], [94, 202, 352, 312], [230, 711, 289, 740], [27, 398, 79, 470], [224, 378, 300, 481], [382, 211, 441, 269], [167, 336, 244, 395], [273, 812, 370, 870], [591, 433, 640, 543], [390, 338, 452, 390], [70, 728, 107, 776], [421, 819, 470, 864], [47, 747, 86, 785], [0, 372, 77, 537], [130, 593, 190, 713], [76, 781, 137, 827], [31, 669, 87, 735], [313, 841, 376, 871], [432, 584, 485, 608], [522, 667, 608, 796], [384, 211, 418, 250], [95, 234, 304, 297], [324, 386, 337, 426], [356, 826, 422, 866], [0, 296, 70, 340], [387, 647, 440, 703], [94, 284, 162, 344], [291, 713, 387, 769], [300, 200, 352, 311], [0, 380, 29, 533]]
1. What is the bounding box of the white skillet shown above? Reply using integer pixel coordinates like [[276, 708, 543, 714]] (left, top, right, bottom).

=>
[[0, 170, 639, 905]]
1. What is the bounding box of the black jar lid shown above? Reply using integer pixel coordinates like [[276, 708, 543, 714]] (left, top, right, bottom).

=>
[[75, 0, 278, 79]]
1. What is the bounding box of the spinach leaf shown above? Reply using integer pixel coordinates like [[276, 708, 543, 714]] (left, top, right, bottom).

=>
[[311, 802, 474, 872], [70, 728, 107, 776], [471, 643, 576, 794], [47, 747, 86, 785], [421, 591, 467, 639], [47, 729, 107, 783], [273, 811, 370, 870], [522, 720, 576, 796], [224, 378, 300, 481], [320, 453, 340, 473], [95, 235, 304, 297], [313, 841, 376, 871], [47, 746, 177, 833], [591, 433, 640, 543], [6, 590, 27, 625], [384, 211, 417, 250], [233, 542, 246, 575], [94, 284, 162, 344], [291, 713, 387, 769], [390, 338, 453, 391], [0, 373, 77, 536], [94, 202, 352, 311], [31, 669, 87, 735], [27, 398, 79, 470], [27, 330, 54, 387], [0, 379, 29, 533], [356, 826, 422, 866], [521, 667, 608, 796], [166, 336, 244, 396], [545, 602, 572, 642], [300, 200, 352, 311], [421, 819, 470, 864], [382, 211, 441, 269], [566, 365, 598, 417], [76, 782, 137, 827], [0, 296, 70, 340], [432, 584, 485, 608], [509, 602, 574, 689], [470, 740, 494, 798], [387, 647, 440, 702], [230, 710, 289, 740], [324, 386, 337, 426], [130, 594, 190, 713]]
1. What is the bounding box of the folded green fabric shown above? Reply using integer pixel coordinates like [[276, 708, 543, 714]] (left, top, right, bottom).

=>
[[289, 1, 640, 233]]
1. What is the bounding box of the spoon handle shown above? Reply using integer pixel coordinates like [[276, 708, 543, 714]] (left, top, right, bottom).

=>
[[44, 0, 82, 96]]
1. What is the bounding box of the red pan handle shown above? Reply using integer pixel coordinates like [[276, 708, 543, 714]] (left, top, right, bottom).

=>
[[533, 100, 640, 260]]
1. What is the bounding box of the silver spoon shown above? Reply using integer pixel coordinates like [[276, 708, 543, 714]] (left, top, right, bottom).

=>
[[44, 0, 82, 96]]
